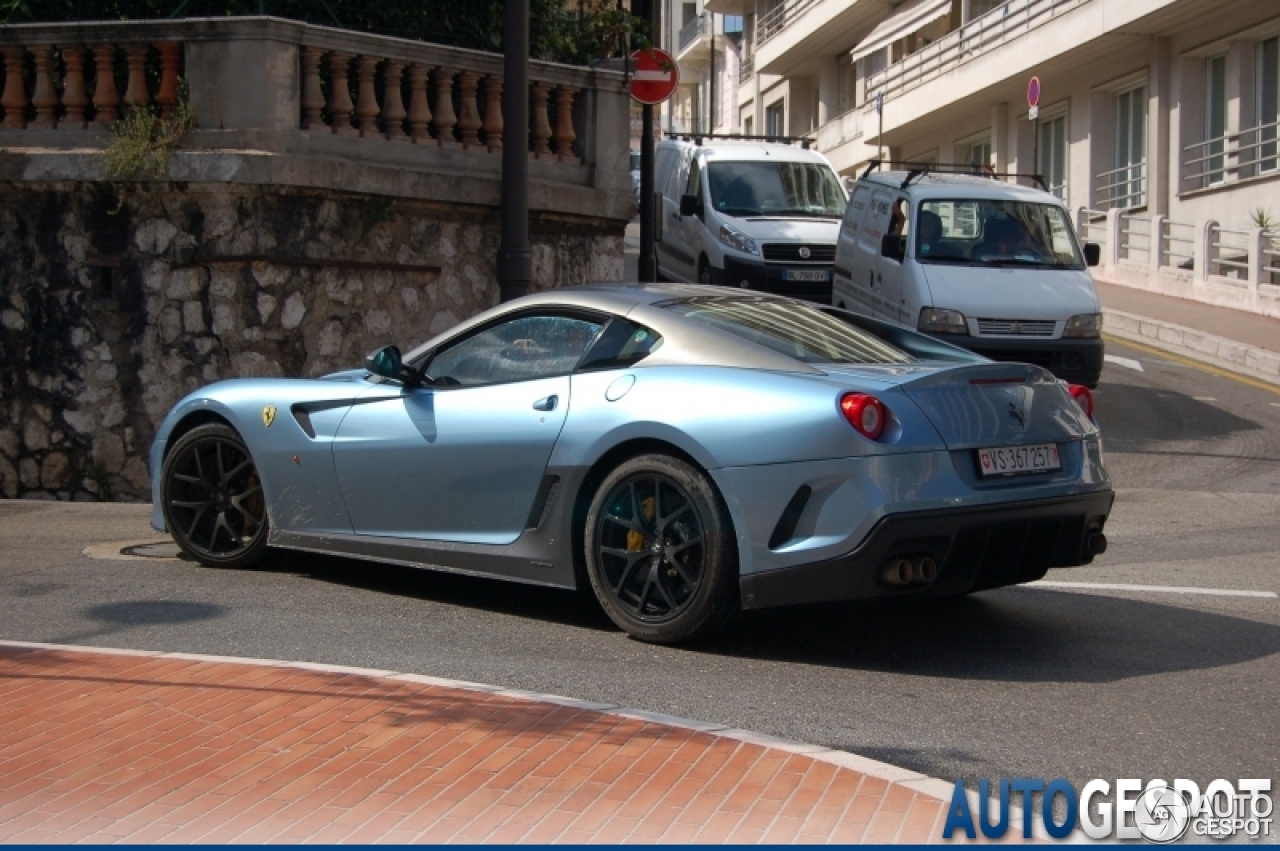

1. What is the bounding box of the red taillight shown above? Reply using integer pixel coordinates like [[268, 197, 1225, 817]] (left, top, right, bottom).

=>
[[1068, 384, 1094, 418], [841, 393, 888, 440]]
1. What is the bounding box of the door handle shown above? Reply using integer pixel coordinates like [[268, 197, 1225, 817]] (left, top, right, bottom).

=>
[[533, 395, 558, 412]]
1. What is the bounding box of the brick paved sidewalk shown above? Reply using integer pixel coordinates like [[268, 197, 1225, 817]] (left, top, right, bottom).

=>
[[0, 642, 954, 844]]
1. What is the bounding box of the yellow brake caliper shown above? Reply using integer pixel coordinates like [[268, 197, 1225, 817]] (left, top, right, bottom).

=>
[[625, 496, 656, 552]]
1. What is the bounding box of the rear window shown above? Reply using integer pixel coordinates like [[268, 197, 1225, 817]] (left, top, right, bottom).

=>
[[661, 297, 914, 365]]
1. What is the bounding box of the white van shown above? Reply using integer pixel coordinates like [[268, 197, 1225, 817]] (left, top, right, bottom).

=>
[[654, 136, 847, 302], [833, 166, 1104, 386]]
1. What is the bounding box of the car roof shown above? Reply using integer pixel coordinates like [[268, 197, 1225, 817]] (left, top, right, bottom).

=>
[[657, 139, 831, 165], [404, 283, 828, 375], [857, 171, 1059, 203]]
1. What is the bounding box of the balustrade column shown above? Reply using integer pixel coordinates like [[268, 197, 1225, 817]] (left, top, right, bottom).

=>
[[154, 42, 181, 119], [456, 71, 482, 150], [300, 47, 325, 130], [382, 60, 407, 141], [529, 82, 553, 159], [29, 47, 58, 128], [123, 45, 149, 108], [552, 86, 578, 163], [326, 52, 357, 136], [355, 55, 380, 137], [482, 76, 503, 151], [1, 47, 28, 129], [432, 67, 458, 148], [91, 45, 119, 126], [406, 63, 432, 143], [60, 46, 88, 128]]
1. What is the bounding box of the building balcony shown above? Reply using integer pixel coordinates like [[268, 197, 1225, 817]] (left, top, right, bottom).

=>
[[752, 0, 882, 78], [676, 14, 711, 60]]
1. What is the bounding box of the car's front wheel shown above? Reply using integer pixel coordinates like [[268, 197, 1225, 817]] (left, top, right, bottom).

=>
[[161, 422, 270, 569], [584, 454, 738, 643]]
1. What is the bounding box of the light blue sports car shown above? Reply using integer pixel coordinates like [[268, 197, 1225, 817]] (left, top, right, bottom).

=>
[[151, 283, 1113, 643]]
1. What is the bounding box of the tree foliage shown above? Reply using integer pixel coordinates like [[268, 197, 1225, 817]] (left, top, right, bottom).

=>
[[0, 0, 646, 65]]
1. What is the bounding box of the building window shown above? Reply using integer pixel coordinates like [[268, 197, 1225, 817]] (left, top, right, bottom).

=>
[[1108, 85, 1146, 208], [836, 54, 857, 114], [1037, 112, 1068, 200], [959, 137, 991, 170], [1256, 37, 1279, 174], [966, 0, 1005, 21], [765, 100, 785, 137], [1203, 55, 1228, 185]]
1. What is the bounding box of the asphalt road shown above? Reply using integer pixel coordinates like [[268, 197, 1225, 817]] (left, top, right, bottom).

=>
[[1, 339, 1278, 794]]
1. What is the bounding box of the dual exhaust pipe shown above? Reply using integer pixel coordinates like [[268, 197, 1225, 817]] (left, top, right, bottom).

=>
[[880, 555, 938, 587]]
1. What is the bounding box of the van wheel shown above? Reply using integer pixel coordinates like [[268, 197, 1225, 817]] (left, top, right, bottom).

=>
[[697, 259, 715, 285]]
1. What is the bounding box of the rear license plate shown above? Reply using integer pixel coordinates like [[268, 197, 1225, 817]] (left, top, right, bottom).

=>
[[783, 268, 830, 282], [977, 443, 1061, 477]]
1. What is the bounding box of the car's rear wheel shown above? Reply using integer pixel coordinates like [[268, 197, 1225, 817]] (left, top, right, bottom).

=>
[[584, 454, 738, 643], [161, 423, 269, 569]]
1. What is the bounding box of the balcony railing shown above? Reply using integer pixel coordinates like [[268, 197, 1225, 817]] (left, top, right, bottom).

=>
[[758, 0, 823, 47], [815, 106, 862, 151], [866, 0, 1087, 104], [1182, 118, 1280, 192], [0, 17, 617, 168], [1094, 160, 1146, 211], [740, 54, 754, 84], [678, 14, 709, 54]]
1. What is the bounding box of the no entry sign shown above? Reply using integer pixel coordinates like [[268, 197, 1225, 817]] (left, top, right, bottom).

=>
[[630, 48, 679, 105], [1027, 76, 1041, 108]]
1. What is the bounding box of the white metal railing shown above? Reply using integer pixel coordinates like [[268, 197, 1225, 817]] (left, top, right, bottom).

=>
[[1183, 132, 1227, 190], [1209, 225, 1250, 282], [1094, 160, 1146, 210], [1077, 207, 1108, 253], [740, 54, 754, 84], [1263, 231, 1280, 285], [815, 106, 863, 150], [1119, 213, 1151, 265], [758, 0, 823, 47], [1161, 219, 1195, 271], [1181, 118, 1280, 191], [865, 0, 1087, 103]]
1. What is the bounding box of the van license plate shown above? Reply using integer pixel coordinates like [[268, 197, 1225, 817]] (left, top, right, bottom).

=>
[[783, 269, 830, 282], [977, 443, 1061, 477]]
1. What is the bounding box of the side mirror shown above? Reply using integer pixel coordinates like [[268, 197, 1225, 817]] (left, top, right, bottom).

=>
[[881, 233, 905, 262], [679, 193, 701, 218], [364, 345, 421, 385], [1083, 242, 1101, 267]]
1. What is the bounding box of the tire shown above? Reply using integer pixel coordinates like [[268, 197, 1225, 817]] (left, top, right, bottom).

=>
[[161, 423, 270, 569], [584, 454, 738, 643]]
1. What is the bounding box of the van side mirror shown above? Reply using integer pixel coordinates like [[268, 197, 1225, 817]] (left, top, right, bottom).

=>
[[881, 234, 905, 263], [679, 194, 701, 218], [1083, 242, 1101, 267]]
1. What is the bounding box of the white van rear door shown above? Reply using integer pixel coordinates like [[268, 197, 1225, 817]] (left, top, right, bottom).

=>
[[834, 185, 871, 312]]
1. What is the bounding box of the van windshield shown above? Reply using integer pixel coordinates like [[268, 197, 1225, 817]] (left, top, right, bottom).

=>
[[707, 161, 847, 219], [915, 200, 1085, 269]]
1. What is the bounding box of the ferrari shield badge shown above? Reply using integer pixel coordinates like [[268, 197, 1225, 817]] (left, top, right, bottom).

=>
[[262, 405, 277, 428]]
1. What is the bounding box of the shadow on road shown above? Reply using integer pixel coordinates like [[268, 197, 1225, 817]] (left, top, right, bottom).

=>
[[1095, 381, 1263, 447], [696, 589, 1280, 683], [51, 599, 227, 645]]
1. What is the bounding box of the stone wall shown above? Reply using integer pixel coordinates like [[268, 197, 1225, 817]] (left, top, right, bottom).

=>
[[0, 181, 624, 502]]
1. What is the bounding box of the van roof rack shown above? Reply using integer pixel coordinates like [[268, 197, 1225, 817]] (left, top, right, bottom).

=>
[[665, 132, 813, 150], [860, 159, 1048, 192]]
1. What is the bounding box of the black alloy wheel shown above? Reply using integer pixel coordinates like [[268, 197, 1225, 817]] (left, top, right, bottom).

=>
[[584, 454, 738, 643], [161, 423, 269, 569]]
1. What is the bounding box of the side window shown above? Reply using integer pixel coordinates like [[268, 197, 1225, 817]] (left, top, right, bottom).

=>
[[686, 157, 703, 201], [428, 314, 604, 387], [577, 319, 664, 371]]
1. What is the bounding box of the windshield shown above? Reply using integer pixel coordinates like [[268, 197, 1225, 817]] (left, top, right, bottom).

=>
[[707, 161, 847, 218], [662, 296, 913, 365], [915, 199, 1085, 269]]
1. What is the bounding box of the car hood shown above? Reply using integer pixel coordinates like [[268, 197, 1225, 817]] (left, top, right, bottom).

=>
[[919, 264, 1100, 319], [720, 216, 841, 243]]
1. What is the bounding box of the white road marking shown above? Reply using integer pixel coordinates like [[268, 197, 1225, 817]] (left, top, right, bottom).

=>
[[1271, 402, 1280, 407], [1104, 354, 1143, 371], [1027, 580, 1276, 599], [1193, 396, 1217, 402]]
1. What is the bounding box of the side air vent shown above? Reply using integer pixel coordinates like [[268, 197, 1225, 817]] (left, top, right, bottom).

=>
[[525, 475, 561, 530], [768, 485, 812, 550], [291, 407, 316, 439]]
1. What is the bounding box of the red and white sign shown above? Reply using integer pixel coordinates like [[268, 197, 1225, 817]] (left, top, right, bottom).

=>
[[1027, 76, 1041, 108], [630, 48, 679, 105]]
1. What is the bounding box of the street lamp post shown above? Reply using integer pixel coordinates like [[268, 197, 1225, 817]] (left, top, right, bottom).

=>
[[499, 0, 531, 301]]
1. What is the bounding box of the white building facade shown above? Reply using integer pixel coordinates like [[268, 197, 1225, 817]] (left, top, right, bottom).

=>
[[697, 0, 1280, 315]]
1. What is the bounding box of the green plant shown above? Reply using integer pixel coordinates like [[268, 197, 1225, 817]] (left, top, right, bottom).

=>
[[1249, 207, 1276, 230], [103, 91, 193, 181]]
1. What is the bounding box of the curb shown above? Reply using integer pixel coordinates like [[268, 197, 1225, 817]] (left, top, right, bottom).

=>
[[1103, 309, 1280, 387]]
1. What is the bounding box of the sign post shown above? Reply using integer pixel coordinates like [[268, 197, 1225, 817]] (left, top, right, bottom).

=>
[[631, 48, 678, 282], [1027, 76, 1041, 178]]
